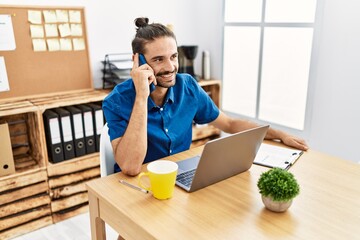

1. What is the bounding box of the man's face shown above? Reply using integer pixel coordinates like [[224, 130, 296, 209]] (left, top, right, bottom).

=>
[[144, 37, 178, 88]]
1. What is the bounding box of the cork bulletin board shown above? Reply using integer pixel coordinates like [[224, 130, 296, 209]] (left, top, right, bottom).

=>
[[0, 5, 93, 100]]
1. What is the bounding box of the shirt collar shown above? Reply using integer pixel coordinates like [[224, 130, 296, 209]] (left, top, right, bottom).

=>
[[148, 87, 174, 111]]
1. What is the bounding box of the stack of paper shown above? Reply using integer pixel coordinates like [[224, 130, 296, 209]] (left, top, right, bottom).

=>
[[254, 143, 303, 170]]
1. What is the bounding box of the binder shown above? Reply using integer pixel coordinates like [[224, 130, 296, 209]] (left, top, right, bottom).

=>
[[43, 109, 64, 163], [86, 103, 104, 152], [0, 122, 16, 177], [65, 106, 86, 157], [54, 108, 76, 160], [76, 104, 96, 154]]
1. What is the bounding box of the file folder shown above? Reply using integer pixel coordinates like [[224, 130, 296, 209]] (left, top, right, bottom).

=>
[[76, 104, 96, 154], [43, 109, 64, 163], [54, 108, 76, 160], [86, 103, 104, 152], [0, 122, 16, 177], [65, 106, 86, 157]]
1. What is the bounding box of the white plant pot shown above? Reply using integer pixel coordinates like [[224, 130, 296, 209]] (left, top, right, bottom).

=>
[[261, 195, 293, 212]]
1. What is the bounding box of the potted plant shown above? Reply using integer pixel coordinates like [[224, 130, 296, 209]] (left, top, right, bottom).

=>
[[257, 168, 300, 212]]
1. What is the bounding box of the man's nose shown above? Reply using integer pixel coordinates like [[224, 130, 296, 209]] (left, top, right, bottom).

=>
[[163, 59, 175, 71]]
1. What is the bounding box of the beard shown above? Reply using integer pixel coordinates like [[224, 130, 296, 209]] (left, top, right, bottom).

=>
[[155, 68, 178, 88]]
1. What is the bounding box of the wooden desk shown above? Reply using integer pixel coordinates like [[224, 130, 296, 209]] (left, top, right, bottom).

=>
[[86, 143, 360, 240]]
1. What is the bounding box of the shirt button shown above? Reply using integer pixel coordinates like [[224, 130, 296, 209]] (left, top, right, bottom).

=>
[[165, 128, 168, 133], [170, 149, 172, 154], [160, 108, 163, 111]]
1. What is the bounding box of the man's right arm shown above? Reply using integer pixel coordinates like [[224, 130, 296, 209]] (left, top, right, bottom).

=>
[[111, 95, 148, 176], [111, 53, 156, 176]]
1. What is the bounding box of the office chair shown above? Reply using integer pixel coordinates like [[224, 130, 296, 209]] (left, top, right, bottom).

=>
[[99, 123, 116, 177], [99, 124, 124, 239]]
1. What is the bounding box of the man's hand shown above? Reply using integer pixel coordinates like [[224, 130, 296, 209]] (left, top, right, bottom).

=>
[[131, 53, 157, 97], [281, 135, 309, 151]]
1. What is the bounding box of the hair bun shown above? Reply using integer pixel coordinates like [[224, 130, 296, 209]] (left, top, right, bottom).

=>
[[135, 17, 149, 28]]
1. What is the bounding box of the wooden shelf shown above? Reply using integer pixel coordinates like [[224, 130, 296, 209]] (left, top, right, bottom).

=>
[[0, 168, 52, 239], [192, 79, 222, 145], [0, 79, 221, 239], [47, 154, 100, 223], [31, 89, 108, 111], [0, 90, 107, 239], [0, 100, 37, 117], [0, 5, 102, 238], [192, 124, 221, 141]]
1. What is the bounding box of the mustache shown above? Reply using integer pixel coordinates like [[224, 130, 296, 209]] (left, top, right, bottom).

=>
[[156, 68, 177, 77]]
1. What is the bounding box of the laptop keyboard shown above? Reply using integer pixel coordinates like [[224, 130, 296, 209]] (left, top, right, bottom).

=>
[[176, 169, 196, 188]]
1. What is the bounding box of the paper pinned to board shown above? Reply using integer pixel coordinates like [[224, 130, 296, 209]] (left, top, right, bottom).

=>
[[72, 38, 85, 51], [60, 38, 72, 51], [30, 25, 44, 38], [0, 56, 10, 92], [69, 10, 81, 23], [28, 10, 42, 24], [0, 15, 16, 51], [43, 10, 57, 23], [58, 23, 71, 37], [254, 143, 303, 170], [70, 23, 83, 36], [32, 39, 47, 51], [45, 24, 58, 37], [47, 39, 60, 51], [56, 10, 69, 23]]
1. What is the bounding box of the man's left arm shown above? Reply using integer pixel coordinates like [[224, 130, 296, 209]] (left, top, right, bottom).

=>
[[210, 111, 308, 151]]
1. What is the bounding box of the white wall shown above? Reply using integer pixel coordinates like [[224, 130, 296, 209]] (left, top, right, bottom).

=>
[[194, 0, 360, 163], [0, 0, 208, 88], [308, 0, 360, 162], [2, 0, 359, 162]]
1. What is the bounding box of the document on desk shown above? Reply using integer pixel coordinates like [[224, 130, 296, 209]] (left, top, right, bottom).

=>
[[254, 143, 303, 170]]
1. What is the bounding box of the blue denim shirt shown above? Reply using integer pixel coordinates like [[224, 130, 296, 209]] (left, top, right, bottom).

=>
[[103, 73, 219, 171]]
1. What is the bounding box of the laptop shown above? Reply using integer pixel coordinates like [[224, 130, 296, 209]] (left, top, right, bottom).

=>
[[176, 125, 269, 192]]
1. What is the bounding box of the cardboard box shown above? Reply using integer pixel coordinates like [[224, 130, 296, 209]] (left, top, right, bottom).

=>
[[0, 123, 15, 177]]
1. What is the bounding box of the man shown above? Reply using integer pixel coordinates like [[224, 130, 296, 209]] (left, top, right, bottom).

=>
[[103, 17, 308, 176]]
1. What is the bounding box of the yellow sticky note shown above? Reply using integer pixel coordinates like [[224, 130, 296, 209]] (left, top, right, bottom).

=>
[[32, 39, 47, 51], [69, 10, 81, 23], [73, 38, 85, 51], [56, 10, 69, 23], [30, 25, 44, 38], [47, 39, 60, 51], [58, 23, 71, 37], [70, 24, 83, 36], [60, 38, 72, 51], [45, 24, 58, 37], [28, 10, 42, 24], [43, 10, 57, 23]]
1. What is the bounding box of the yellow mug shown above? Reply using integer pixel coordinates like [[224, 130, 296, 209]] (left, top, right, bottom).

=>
[[138, 160, 178, 200]]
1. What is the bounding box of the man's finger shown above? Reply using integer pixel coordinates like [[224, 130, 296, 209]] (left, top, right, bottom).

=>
[[133, 53, 139, 68]]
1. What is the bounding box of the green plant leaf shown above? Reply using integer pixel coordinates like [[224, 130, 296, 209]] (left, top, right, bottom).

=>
[[257, 168, 300, 202]]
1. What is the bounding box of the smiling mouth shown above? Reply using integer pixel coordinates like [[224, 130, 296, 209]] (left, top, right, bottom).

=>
[[161, 73, 173, 78], [156, 69, 176, 77], [161, 73, 174, 80], [156, 73, 176, 88], [157, 72, 175, 81]]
